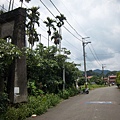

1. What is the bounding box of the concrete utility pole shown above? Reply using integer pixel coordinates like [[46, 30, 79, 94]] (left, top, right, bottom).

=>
[[59, 27, 62, 54], [82, 37, 91, 88], [8, 0, 14, 11], [62, 48, 66, 91], [102, 64, 106, 81], [63, 63, 65, 90]]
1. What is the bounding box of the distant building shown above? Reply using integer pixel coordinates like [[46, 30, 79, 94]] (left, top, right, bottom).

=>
[[87, 76, 93, 80], [108, 75, 116, 84], [104, 77, 108, 84]]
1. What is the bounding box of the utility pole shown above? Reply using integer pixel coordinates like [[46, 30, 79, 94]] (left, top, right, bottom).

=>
[[63, 62, 65, 90], [59, 27, 62, 54], [8, 0, 14, 11], [62, 48, 66, 91], [102, 64, 106, 81], [8, 0, 12, 11], [82, 37, 91, 88]]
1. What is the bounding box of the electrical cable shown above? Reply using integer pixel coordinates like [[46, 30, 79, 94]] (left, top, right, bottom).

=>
[[39, 0, 83, 42], [88, 45, 101, 67], [49, 0, 83, 38]]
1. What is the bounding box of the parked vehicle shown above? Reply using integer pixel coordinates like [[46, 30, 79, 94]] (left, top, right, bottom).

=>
[[81, 88, 89, 94]]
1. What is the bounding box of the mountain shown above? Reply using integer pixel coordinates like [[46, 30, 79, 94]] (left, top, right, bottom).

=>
[[93, 69, 110, 75], [84, 69, 118, 77]]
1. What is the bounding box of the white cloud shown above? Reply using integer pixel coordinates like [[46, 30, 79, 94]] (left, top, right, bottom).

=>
[[1, 0, 120, 71]]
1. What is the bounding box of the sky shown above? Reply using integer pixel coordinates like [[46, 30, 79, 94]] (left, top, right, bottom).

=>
[[1, 0, 120, 71]]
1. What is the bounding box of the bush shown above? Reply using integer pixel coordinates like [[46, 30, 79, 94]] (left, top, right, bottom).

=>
[[4, 104, 31, 120], [0, 93, 9, 115], [3, 88, 79, 119], [46, 94, 60, 106], [68, 87, 79, 97], [58, 90, 69, 99], [2, 94, 60, 120], [4, 107, 18, 120]]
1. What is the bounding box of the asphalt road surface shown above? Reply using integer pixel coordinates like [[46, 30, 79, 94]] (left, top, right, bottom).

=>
[[26, 86, 120, 120]]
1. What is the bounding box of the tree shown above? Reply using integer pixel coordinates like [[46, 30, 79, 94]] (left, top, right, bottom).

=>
[[26, 7, 40, 49], [55, 14, 66, 53], [56, 14, 66, 28], [65, 62, 81, 88], [51, 30, 62, 46], [116, 72, 120, 88], [26, 44, 61, 93], [44, 17, 56, 48], [0, 39, 22, 93], [0, 9, 4, 15]]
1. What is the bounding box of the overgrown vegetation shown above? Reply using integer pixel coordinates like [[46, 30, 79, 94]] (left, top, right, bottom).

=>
[[0, 88, 80, 120], [0, 6, 108, 120], [116, 72, 120, 88]]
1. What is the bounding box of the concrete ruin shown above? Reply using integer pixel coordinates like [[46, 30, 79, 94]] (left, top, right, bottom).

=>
[[0, 8, 27, 103]]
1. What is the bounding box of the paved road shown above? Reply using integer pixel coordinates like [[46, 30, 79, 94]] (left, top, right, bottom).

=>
[[26, 86, 120, 120]]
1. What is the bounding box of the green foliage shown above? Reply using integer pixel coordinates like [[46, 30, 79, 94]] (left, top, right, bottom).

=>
[[95, 78, 104, 85], [58, 90, 69, 99], [0, 9, 5, 15], [78, 77, 85, 86], [88, 84, 105, 90], [26, 7, 40, 48], [116, 72, 120, 88], [28, 81, 44, 96], [0, 93, 9, 115], [3, 87, 80, 120], [3, 94, 60, 120], [65, 62, 81, 88], [58, 87, 79, 99], [4, 105, 30, 120], [0, 39, 22, 78], [67, 87, 79, 97], [26, 44, 81, 94]]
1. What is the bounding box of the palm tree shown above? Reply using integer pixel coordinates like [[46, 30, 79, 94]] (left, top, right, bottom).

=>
[[56, 14, 66, 27], [55, 14, 66, 54], [26, 7, 40, 49], [43, 17, 56, 48], [51, 31, 62, 47]]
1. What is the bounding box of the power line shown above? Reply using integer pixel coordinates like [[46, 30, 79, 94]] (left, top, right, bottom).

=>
[[63, 26, 82, 42], [39, 0, 83, 42], [65, 20, 83, 38], [39, 0, 55, 17], [60, 0, 89, 37], [49, 0, 61, 14], [90, 44, 102, 64], [49, 0, 83, 38], [88, 45, 101, 67]]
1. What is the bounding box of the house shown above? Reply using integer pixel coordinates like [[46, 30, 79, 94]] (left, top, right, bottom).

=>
[[108, 75, 116, 84], [104, 77, 108, 84]]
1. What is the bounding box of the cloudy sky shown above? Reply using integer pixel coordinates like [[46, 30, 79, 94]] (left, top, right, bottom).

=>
[[1, 0, 120, 71]]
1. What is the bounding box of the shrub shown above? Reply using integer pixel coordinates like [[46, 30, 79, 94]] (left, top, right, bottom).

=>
[[0, 93, 9, 115], [3, 88, 80, 119], [58, 90, 69, 99], [27, 94, 60, 116], [46, 94, 60, 106], [68, 87, 79, 97], [4, 107, 18, 120]]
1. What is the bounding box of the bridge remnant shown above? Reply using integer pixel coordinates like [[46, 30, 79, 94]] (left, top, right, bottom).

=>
[[0, 8, 27, 103]]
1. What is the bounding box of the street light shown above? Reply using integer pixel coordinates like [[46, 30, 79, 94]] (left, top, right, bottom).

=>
[[82, 37, 91, 89]]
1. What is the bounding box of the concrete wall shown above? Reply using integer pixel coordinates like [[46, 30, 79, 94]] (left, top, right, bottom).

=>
[[0, 8, 27, 103]]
